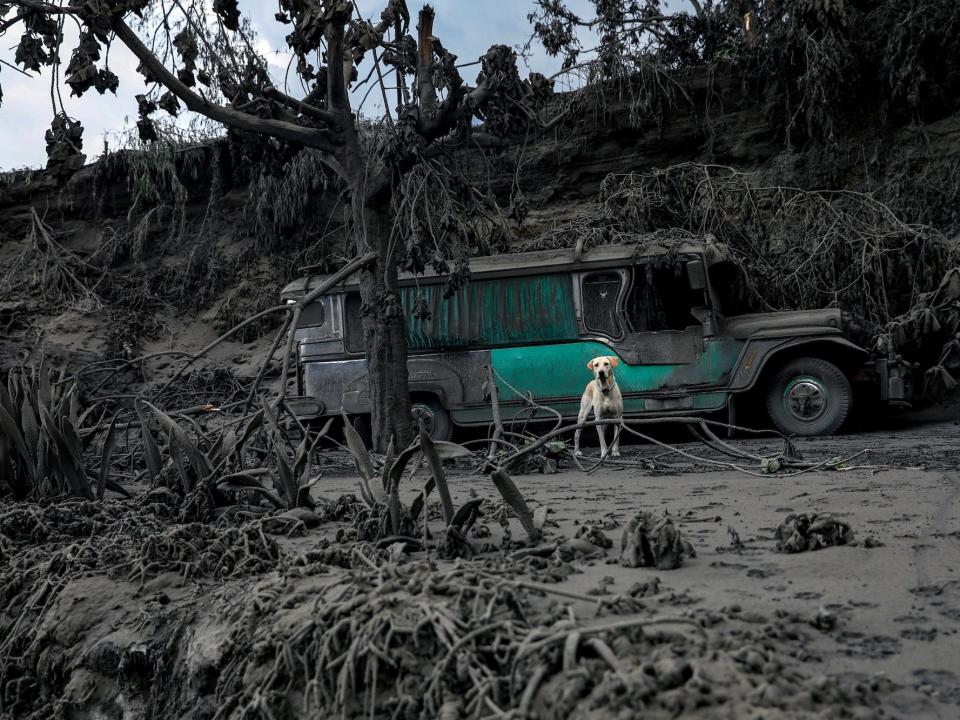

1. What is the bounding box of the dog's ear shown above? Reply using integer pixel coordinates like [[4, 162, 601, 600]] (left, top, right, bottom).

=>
[[586, 358, 595, 370], [608, 356, 620, 368]]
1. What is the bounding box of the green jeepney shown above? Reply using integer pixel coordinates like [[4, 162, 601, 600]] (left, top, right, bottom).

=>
[[281, 241, 911, 439]]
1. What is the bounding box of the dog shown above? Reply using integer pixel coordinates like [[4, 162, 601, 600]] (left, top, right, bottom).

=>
[[574, 355, 623, 457]]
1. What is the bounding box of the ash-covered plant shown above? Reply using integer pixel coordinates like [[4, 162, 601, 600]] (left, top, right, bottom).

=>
[[0, 361, 128, 501], [390, 159, 517, 293], [342, 415, 543, 555], [881, 0, 960, 119], [215, 559, 536, 719], [342, 413, 472, 544], [135, 399, 329, 520], [245, 148, 338, 251], [260, 401, 330, 512], [529, 0, 960, 145], [95, 128, 211, 239], [0, 209, 108, 311]]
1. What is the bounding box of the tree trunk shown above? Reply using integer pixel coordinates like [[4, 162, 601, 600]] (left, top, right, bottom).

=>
[[340, 118, 412, 452], [356, 204, 413, 451]]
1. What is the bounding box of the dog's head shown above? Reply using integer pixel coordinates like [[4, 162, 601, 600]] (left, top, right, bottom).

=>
[[586, 355, 619, 383]]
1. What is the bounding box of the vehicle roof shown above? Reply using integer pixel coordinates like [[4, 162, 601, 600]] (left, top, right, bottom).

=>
[[281, 238, 728, 298]]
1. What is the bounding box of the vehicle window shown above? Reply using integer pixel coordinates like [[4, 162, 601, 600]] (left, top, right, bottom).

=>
[[404, 274, 578, 350], [344, 293, 365, 352], [581, 272, 623, 337], [346, 274, 581, 353], [626, 262, 700, 332], [709, 261, 756, 316], [294, 297, 334, 342], [298, 300, 324, 328]]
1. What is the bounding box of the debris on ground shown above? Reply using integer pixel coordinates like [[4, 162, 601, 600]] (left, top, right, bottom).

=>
[[811, 606, 839, 632], [620, 512, 695, 569], [575, 524, 614, 549], [0, 496, 903, 720], [775, 512, 855, 553], [627, 577, 662, 598]]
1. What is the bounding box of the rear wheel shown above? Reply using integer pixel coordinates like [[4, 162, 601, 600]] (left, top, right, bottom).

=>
[[765, 357, 851, 436], [410, 396, 452, 441]]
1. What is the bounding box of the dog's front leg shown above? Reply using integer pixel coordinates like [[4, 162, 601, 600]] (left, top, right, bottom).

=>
[[596, 423, 608, 458], [611, 423, 621, 457], [575, 395, 591, 456]]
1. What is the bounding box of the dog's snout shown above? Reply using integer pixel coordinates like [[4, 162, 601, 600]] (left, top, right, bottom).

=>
[[597, 370, 607, 379]]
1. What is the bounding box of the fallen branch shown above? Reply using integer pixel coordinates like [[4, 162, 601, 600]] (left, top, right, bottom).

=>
[[153, 251, 376, 404]]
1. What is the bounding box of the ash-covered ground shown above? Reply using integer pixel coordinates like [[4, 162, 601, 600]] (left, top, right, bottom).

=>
[[3, 414, 958, 719]]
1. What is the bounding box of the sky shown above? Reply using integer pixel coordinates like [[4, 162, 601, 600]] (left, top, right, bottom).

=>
[[0, 0, 688, 171]]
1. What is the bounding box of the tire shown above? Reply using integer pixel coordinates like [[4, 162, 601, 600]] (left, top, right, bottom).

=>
[[410, 396, 452, 441], [765, 357, 852, 436]]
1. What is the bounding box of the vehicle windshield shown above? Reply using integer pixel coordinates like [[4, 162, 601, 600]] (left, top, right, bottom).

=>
[[625, 261, 702, 332], [708, 260, 756, 316]]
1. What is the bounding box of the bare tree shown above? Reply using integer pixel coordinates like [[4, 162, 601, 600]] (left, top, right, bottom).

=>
[[0, 0, 556, 449]]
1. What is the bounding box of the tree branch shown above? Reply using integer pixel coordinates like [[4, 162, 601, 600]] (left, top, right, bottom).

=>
[[415, 5, 437, 110], [262, 86, 343, 127], [364, 76, 495, 207], [6, 0, 81, 14], [349, 1, 395, 126], [0, 16, 23, 35], [2, 0, 81, 34], [418, 81, 486, 140], [110, 15, 342, 161], [325, 21, 351, 112]]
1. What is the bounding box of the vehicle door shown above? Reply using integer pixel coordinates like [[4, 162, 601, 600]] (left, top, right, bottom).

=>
[[611, 259, 742, 412], [488, 269, 632, 419]]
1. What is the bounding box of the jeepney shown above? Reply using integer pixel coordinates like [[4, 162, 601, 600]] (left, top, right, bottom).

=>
[[280, 241, 911, 440]]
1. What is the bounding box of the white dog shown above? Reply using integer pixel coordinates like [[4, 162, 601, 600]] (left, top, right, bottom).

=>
[[574, 355, 623, 457]]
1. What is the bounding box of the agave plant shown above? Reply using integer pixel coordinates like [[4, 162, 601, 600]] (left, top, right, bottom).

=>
[[138, 400, 264, 509], [0, 361, 128, 500], [342, 413, 508, 553], [261, 400, 332, 510], [136, 398, 330, 516]]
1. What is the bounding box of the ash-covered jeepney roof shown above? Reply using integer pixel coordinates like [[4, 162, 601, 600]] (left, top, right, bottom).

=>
[[281, 239, 728, 299]]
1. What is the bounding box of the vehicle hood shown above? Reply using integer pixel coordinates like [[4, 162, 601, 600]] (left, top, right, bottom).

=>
[[720, 308, 843, 341]]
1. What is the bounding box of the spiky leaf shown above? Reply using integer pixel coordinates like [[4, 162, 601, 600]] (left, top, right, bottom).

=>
[[97, 412, 120, 500], [421, 426, 454, 525], [491, 468, 540, 542]]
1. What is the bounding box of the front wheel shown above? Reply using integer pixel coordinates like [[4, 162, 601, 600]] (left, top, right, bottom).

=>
[[410, 396, 452, 441], [765, 357, 852, 436]]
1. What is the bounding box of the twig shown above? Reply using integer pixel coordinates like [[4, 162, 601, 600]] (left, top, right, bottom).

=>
[[485, 364, 505, 465]]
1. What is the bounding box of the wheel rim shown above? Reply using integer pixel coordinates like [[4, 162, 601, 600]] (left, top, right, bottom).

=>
[[783, 376, 829, 423], [410, 403, 436, 435]]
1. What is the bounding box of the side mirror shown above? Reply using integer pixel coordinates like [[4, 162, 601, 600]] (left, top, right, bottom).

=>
[[686, 259, 708, 291]]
